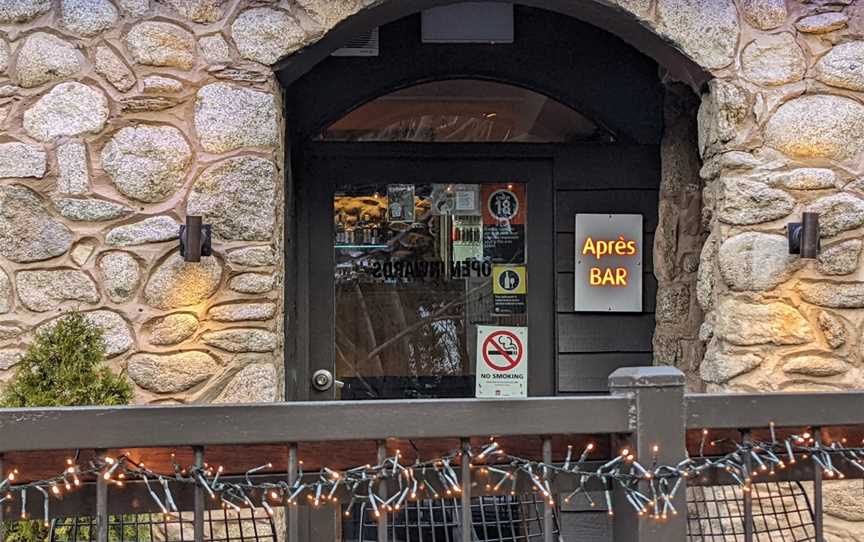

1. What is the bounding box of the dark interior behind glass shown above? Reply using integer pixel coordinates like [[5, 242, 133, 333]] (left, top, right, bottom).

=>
[[334, 183, 528, 399]]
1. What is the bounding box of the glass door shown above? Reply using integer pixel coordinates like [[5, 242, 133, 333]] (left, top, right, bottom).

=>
[[333, 182, 529, 399], [297, 145, 556, 402]]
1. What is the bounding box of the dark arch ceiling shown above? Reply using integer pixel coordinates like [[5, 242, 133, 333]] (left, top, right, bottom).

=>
[[282, 6, 676, 144]]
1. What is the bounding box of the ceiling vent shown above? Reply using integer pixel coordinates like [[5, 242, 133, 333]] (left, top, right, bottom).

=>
[[331, 27, 380, 57]]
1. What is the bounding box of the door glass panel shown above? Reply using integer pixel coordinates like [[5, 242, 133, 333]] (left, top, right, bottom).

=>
[[319, 79, 610, 143], [334, 182, 528, 399]]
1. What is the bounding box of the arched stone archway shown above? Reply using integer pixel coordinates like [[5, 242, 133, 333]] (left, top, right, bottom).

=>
[[277, 1, 718, 394], [270, 0, 864, 395], [270, 0, 718, 88]]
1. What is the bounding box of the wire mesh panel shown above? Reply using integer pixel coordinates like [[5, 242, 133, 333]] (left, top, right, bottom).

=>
[[344, 494, 559, 542], [687, 482, 816, 542], [49, 509, 277, 542]]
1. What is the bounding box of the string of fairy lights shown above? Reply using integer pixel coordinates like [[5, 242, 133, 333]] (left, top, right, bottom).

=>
[[3, 425, 864, 527]]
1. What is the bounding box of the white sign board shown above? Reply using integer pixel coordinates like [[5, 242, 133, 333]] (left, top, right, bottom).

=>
[[574, 214, 643, 312], [475, 325, 527, 398]]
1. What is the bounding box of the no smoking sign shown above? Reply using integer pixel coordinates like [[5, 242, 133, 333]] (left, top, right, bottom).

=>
[[476, 325, 528, 398], [482, 330, 522, 371]]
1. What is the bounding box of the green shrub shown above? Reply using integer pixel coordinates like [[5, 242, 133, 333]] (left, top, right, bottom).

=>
[[2, 312, 133, 541], [1, 312, 132, 408]]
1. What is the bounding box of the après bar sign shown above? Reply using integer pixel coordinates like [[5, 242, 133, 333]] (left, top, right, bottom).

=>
[[574, 214, 643, 312]]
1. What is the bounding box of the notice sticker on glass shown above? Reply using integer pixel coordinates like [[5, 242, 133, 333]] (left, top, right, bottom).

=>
[[452, 216, 483, 261], [482, 183, 526, 264], [432, 184, 455, 215], [492, 265, 526, 315], [475, 325, 528, 398], [387, 184, 415, 223], [454, 185, 480, 215]]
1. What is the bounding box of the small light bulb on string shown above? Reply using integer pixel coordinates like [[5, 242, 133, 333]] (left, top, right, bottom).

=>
[[261, 498, 275, 517], [579, 443, 595, 464], [699, 429, 709, 456], [563, 445, 574, 470]]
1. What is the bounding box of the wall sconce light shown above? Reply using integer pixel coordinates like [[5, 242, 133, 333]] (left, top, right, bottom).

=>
[[788, 212, 821, 259], [179, 216, 212, 263]]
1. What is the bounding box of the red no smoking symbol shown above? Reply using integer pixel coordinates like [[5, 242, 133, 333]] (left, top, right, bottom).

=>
[[482, 331, 523, 371]]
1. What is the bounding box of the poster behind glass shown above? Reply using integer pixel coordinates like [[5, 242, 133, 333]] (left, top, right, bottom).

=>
[[334, 182, 527, 399]]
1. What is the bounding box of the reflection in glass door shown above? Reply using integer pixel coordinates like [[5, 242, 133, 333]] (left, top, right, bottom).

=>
[[333, 182, 528, 399]]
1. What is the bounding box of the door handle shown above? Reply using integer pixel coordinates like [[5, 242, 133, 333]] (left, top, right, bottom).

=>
[[312, 369, 343, 392]]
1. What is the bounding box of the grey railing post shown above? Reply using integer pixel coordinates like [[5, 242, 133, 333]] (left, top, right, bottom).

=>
[[0, 453, 5, 539], [287, 444, 299, 542], [542, 437, 553, 542], [741, 430, 754, 542], [377, 441, 388, 542], [813, 429, 824, 541], [461, 438, 472, 542], [95, 450, 109, 542], [193, 447, 205, 542], [608, 366, 687, 542]]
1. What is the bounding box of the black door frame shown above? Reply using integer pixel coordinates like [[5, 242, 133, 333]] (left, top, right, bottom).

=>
[[294, 142, 557, 401]]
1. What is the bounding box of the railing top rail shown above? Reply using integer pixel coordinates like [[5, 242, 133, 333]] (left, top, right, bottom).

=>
[[3, 389, 863, 453], [686, 391, 864, 429], [0, 395, 633, 452], [4, 385, 864, 453]]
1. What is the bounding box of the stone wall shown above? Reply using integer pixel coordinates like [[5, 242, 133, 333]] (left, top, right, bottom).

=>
[[653, 81, 706, 391], [692, 2, 864, 405], [0, 0, 303, 405], [680, 1, 864, 539]]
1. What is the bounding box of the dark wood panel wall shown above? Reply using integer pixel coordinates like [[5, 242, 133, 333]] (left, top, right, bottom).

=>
[[552, 145, 660, 393]]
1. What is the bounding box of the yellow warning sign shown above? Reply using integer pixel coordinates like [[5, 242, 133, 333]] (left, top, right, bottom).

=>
[[493, 266, 526, 315], [493, 266, 526, 295]]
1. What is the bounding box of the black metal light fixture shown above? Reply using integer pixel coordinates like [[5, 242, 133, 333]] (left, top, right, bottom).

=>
[[788, 212, 821, 259], [179, 215, 212, 262]]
